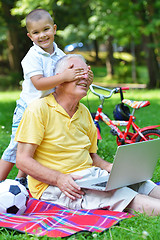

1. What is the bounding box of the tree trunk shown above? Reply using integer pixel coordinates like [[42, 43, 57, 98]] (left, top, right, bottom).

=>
[[7, 28, 21, 72], [131, 0, 160, 88], [1, 1, 21, 73], [142, 34, 160, 88], [106, 36, 114, 78], [131, 41, 136, 83], [93, 40, 99, 62]]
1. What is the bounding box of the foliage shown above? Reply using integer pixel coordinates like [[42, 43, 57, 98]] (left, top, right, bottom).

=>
[[5, 0, 160, 51], [0, 0, 160, 87], [88, 1, 140, 43], [0, 72, 22, 90]]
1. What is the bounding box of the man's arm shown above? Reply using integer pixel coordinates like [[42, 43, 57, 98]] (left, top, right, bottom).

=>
[[16, 142, 84, 200], [90, 153, 113, 173]]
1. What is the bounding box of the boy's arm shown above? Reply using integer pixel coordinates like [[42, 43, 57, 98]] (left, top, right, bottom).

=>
[[90, 153, 113, 173], [31, 66, 85, 91]]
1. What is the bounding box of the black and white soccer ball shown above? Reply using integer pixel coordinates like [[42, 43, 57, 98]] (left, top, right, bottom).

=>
[[0, 179, 29, 215]]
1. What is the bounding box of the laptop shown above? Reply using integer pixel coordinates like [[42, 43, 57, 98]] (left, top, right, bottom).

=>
[[76, 139, 160, 191]]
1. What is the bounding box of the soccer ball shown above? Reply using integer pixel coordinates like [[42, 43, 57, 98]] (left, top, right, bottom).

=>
[[0, 179, 29, 215]]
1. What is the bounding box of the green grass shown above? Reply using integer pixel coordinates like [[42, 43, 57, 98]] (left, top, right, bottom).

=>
[[1, 89, 160, 239], [0, 91, 20, 179]]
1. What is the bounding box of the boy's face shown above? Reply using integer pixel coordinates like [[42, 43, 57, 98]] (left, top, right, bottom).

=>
[[27, 17, 57, 54]]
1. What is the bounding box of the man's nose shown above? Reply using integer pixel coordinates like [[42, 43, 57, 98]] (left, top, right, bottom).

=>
[[83, 73, 88, 79]]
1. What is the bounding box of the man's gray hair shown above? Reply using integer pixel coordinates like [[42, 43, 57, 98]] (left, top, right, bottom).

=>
[[55, 54, 86, 74]]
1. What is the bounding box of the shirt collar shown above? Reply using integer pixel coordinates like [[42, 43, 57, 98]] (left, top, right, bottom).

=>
[[45, 93, 58, 107], [45, 94, 80, 119], [33, 42, 58, 56]]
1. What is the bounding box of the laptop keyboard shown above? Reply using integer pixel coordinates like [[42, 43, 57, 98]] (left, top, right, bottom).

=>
[[94, 181, 107, 187]]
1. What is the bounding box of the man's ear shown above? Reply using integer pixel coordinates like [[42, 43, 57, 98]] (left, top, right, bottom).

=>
[[53, 24, 57, 35], [27, 32, 33, 41], [68, 63, 74, 69]]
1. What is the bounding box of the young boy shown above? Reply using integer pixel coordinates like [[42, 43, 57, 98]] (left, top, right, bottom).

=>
[[0, 9, 93, 187]]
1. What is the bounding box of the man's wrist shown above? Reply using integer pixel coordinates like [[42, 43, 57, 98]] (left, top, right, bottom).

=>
[[55, 172, 64, 186]]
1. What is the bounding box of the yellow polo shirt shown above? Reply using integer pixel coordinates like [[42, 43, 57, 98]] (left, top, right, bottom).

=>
[[15, 94, 97, 199]]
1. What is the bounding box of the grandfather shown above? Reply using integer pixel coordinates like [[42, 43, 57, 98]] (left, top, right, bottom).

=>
[[16, 54, 160, 215]]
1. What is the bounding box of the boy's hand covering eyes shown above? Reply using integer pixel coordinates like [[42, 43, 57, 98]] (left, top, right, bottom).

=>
[[61, 64, 93, 84], [62, 64, 85, 82], [87, 66, 93, 85]]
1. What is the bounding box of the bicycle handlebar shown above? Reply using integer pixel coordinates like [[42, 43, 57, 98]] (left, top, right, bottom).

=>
[[121, 87, 130, 90], [89, 84, 129, 99]]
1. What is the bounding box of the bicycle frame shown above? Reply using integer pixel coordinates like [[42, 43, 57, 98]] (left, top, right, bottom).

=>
[[94, 104, 160, 144], [91, 84, 160, 144]]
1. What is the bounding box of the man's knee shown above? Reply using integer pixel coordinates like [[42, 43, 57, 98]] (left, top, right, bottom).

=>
[[148, 185, 160, 199], [125, 194, 143, 214], [125, 193, 160, 216]]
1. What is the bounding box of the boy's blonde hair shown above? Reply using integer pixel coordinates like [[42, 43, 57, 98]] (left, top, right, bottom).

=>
[[26, 9, 54, 32]]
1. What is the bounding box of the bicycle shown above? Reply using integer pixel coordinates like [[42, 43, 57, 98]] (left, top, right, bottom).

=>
[[89, 84, 160, 145]]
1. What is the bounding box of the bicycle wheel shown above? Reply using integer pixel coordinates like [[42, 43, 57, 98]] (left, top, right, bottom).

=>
[[135, 129, 160, 142]]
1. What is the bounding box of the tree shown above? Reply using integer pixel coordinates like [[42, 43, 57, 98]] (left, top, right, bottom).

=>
[[88, 0, 160, 88], [131, 0, 160, 88], [1, 0, 160, 88], [87, 0, 141, 79], [1, 0, 22, 73]]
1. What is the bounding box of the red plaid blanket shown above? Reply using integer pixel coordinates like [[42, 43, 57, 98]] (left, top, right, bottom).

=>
[[0, 198, 132, 238]]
